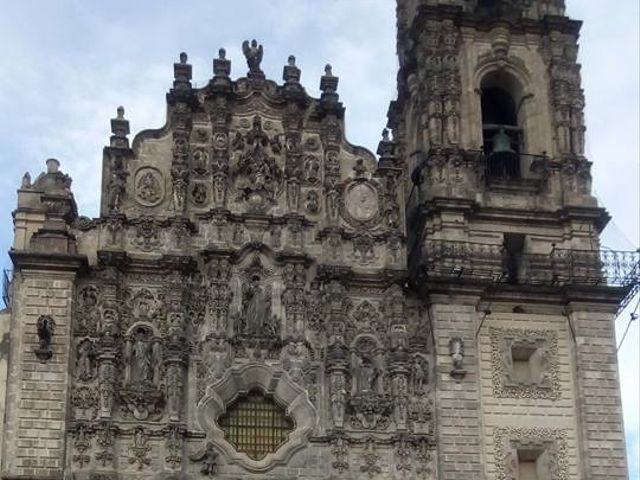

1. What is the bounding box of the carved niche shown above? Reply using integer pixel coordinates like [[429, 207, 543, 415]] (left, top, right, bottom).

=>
[[120, 324, 164, 420], [490, 327, 560, 400]]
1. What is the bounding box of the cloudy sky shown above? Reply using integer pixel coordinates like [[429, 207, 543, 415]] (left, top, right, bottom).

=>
[[0, 0, 637, 475]]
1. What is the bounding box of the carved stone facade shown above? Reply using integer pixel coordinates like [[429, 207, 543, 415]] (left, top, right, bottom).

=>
[[0, 1, 632, 479]]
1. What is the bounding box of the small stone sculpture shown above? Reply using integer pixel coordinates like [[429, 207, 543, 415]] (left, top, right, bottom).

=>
[[449, 336, 466, 381], [35, 315, 55, 362], [190, 442, 218, 476]]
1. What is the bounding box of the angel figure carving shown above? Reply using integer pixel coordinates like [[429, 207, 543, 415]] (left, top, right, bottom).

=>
[[242, 39, 264, 77]]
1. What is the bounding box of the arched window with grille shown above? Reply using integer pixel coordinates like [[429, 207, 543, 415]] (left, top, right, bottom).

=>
[[218, 389, 295, 461]]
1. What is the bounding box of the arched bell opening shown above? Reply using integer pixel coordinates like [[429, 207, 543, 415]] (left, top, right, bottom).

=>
[[480, 71, 525, 179]]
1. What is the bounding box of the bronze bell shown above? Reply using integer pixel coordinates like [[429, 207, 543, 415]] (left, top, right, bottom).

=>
[[487, 128, 520, 178], [491, 128, 515, 153]]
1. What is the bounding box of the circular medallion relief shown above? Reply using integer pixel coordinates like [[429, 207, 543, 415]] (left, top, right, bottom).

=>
[[134, 167, 164, 206], [345, 182, 379, 223]]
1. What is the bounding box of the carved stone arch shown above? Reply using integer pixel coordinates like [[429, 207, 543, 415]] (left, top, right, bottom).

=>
[[197, 363, 317, 473], [474, 52, 533, 96], [124, 320, 161, 338], [474, 56, 536, 153]]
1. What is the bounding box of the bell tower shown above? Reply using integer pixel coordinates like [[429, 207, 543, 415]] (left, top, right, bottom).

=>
[[389, 0, 632, 478]]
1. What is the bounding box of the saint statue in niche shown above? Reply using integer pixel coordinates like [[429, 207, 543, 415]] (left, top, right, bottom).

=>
[[239, 275, 277, 337], [352, 353, 383, 396], [124, 326, 162, 387], [133, 335, 151, 383]]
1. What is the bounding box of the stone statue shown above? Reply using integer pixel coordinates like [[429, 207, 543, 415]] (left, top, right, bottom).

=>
[[449, 337, 464, 371], [107, 158, 127, 212], [171, 164, 188, 212], [133, 336, 151, 383], [38, 315, 55, 349], [76, 340, 94, 381], [411, 356, 427, 395], [357, 355, 379, 393], [330, 374, 347, 429], [152, 342, 163, 386], [35, 315, 55, 361], [242, 39, 264, 77], [241, 276, 270, 336]]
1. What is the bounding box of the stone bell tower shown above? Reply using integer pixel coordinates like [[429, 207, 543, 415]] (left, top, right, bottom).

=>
[[388, 0, 632, 479]]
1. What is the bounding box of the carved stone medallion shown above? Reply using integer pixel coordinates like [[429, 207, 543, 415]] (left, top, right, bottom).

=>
[[343, 182, 380, 225], [134, 167, 164, 206]]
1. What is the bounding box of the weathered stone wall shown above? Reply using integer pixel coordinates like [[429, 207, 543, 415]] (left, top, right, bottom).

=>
[[569, 305, 629, 479], [1, 271, 76, 479], [478, 310, 583, 478], [429, 299, 484, 478], [0, 309, 10, 471]]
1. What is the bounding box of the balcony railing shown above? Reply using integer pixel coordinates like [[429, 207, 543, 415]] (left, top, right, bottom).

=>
[[2, 269, 11, 309], [422, 240, 639, 292]]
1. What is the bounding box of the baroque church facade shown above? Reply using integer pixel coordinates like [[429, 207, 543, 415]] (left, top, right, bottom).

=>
[[1, 0, 636, 479]]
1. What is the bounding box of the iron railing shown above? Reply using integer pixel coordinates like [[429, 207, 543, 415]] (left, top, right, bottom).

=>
[[2, 269, 11, 309], [422, 240, 639, 291]]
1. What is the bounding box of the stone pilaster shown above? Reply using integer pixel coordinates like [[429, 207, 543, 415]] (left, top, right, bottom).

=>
[[568, 302, 629, 479], [429, 295, 484, 479], [1, 253, 85, 480]]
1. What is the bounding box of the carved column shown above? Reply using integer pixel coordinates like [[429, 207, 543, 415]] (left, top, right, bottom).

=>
[[546, 30, 585, 157], [205, 257, 233, 337], [208, 49, 233, 209], [282, 262, 308, 337], [96, 261, 122, 419], [169, 53, 194, 215], [386, 285, 411, 432], [327, 342, 349, 431], [324, 280, 350, 430]]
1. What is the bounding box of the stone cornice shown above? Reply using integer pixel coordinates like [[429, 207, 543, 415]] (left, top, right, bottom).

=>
[[9, 250, 87, 273]]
